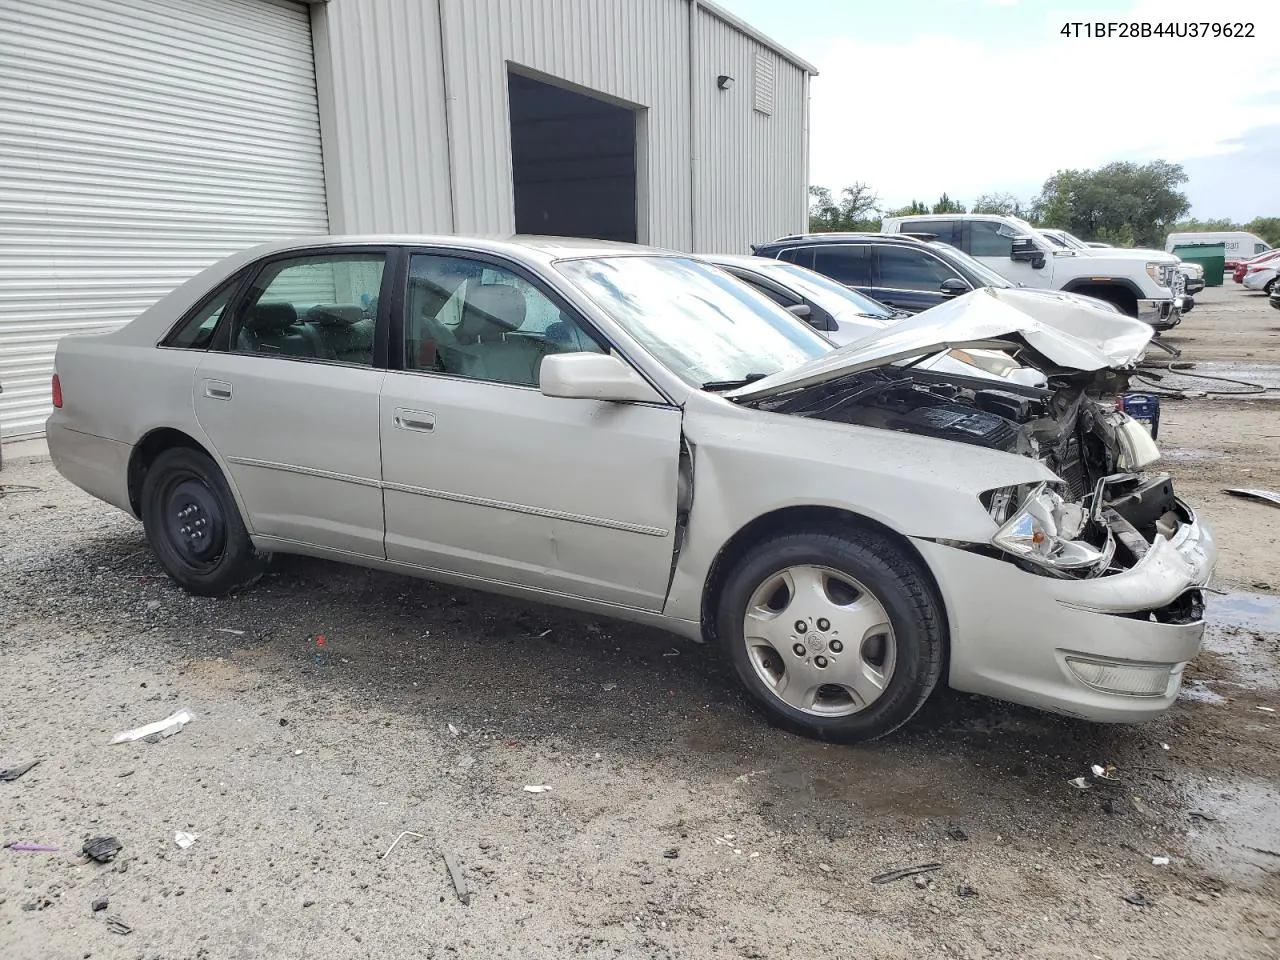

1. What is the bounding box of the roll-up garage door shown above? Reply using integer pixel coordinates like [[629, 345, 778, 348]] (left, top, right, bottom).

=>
[[0, 0, 329, 439]]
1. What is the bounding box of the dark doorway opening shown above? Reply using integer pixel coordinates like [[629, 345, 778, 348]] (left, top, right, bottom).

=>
[[508, 71, 638, 242]]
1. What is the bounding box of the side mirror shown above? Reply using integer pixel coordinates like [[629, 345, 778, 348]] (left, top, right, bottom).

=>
[[785, 303, 811, 318], [939, 278, 969, 297], [1010, 236, 1046, 269], [539, 353, 664, 404]]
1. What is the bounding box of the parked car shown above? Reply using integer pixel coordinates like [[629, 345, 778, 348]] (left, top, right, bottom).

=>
[[1041, 229, 1204, 301], [750, 233, 1022, 314], [1242, 259, 1278, 293], [1165, 230, 1271, 273], [1234, 249, 1280, 284], [701, 253, 1047, 387], [883, 214, 1184, 329], [48, 235, 1215, 742]]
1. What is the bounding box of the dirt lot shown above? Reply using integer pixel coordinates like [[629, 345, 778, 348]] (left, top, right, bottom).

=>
[[2, 286, 1279, 960]]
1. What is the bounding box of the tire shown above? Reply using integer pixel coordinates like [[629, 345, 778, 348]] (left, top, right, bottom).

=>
[[140, 447, 267, 597], [715, 525, 944, 743], [1265, 278, 1276, 295]]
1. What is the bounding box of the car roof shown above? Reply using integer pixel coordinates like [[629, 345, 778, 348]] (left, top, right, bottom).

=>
[[233, 233, 677, 266], [754, 233, 924, 249]]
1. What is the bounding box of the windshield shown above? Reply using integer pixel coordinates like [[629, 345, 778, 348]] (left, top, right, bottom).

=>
[[555, 256, 832, 388], [748, 260, 896, 319], [925, 242, 1015, 288]]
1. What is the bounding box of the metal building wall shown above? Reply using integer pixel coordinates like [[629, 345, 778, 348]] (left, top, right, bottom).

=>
[[312, 0, 813, 253], [692, 4, 809, 253]]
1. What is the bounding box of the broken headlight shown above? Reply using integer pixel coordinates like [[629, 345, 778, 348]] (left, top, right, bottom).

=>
[[983, 482, 1114, 575]]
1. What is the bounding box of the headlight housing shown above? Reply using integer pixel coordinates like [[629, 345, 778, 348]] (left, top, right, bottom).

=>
[[1145, 261, 1171, 287], [982, 482, 1114, 576]]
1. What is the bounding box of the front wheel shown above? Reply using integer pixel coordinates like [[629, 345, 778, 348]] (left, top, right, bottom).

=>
[[716, 526, 944, 742], [140, 447, 267, 597]]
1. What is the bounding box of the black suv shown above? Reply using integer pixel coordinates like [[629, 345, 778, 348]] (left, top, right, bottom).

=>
[[751, 233, 1018, 313]]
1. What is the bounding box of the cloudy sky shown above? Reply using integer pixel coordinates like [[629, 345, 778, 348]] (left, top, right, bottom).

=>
[[717, 0, 1280, 220]]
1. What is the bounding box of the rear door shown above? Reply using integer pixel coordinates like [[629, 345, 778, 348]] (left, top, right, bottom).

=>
[[870, 244, 962, 312], [807, 245, 874, 299], [192, 248, 393, 558]]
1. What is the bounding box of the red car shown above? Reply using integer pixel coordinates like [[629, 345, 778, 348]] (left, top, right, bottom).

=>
[[1234, 249, 1280, 283]]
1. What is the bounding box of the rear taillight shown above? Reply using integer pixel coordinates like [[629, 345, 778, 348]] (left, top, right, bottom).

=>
[[51, 373, 62, 408]]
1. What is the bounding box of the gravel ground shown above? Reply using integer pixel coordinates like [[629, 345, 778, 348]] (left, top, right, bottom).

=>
[[2, 285, 1279, 959]]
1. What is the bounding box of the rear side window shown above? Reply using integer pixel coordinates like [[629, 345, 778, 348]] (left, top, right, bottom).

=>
[[229, 254, 386, 366], [811, 246, 871, 286], [777, 247, 814, 269], [901, 220, 958, 246], [163, 284, 235, 350]]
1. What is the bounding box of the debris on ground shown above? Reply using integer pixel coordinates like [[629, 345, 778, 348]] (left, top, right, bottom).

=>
[[1189, 811, 1219, 822], [1091, 763, 1120, 782], [174, 831, 199, 849], [0, 759, 41, 781], [1160, 743, 1171, 751], [381, 829, 425, 860], [1152, 855, 1170, 866], [442, 849, 470, 906], [956, 884, 980, 899], [523, 785, 552, 794], [6, 842, 58, 852], [946, 826, 969, 842], [105, 916, 132, 935], [1258, 707, 1276, 713], [1067, 777, 1091, 790], [448, 723, 460, 736], [870, 863, 943, 885], [912, 874, 930, 889], [1223, 488, 1280, 508], [91, 897, 108, 912], [0, 484, 42, 497], [216, 628, 245, 636], [818, 863, 833, 873], [1122, 892, 1149, 908], [110, 708, 194, 744], [663, 848, 680, 859], [456, 755, 476, 770], [82, 836, 123, 863]]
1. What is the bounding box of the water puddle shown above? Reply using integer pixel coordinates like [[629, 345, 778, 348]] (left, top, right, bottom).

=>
[[1201, 592, 1280, 690], [1183, 779, 1280, 884], [1207, 591, 1280, 635], [1178, 680, 1227, 704]]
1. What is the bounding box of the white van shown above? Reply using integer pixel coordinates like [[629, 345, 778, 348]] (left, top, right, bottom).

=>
[[1164, 231, 1271, 261]]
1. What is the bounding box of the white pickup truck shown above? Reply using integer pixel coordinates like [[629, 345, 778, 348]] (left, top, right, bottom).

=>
[[883, 214, 1185, 330]]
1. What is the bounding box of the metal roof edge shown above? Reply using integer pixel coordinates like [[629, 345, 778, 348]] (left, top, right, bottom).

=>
[[695, 0, 819, 75]]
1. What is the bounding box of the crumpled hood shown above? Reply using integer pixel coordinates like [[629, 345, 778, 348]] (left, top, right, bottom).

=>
[[727, 286, 1153, 401]]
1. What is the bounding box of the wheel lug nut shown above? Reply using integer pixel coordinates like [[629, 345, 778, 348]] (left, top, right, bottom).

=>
[[794, 620, 807, 633], [814, 656, 828, 669], [792, 643, 806, 657], [829, 639, 843, 653], [817, 618, 830, 631]]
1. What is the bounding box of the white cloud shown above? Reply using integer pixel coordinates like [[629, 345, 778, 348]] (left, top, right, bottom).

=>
[[806, 0, 1280, 208]]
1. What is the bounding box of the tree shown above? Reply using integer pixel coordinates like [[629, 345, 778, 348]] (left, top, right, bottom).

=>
[[972, 192, 1026, 217], [1245, 217, 1280, 247], [931, 192, 966, 214], [807, 182, 881, 232], [885, 199, 929, 218], [1032, 160, 1190, 247]]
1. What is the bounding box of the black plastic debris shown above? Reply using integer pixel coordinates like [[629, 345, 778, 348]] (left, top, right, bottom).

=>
[[0, 759, 40, 782], [1122, 892, 1149, 908], [92, 897, 109, 912], [105, 916, 132, 935], [870, 863, 943, 885], [83, 836, 123, 863], [663, 848, 680, 859], [946, 826, 969, 842], [956, 884, 980, 899]]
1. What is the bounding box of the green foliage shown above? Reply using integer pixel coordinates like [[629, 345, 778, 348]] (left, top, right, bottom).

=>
[[885, 199, 929, 218], [1247, 217, 1280, 247], [1172, 216, 1280, 248], [807, 183, 882, 233], [1032, 161, 1190, 247], [972, 192, 1027, 217], [931, 193, 966, 214]]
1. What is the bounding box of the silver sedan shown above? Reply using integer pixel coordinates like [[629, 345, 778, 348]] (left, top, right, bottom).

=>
[[48, 236, 1216, 741]]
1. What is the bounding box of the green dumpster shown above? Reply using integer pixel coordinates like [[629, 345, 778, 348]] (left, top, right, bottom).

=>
[[1172, 242, 1226, 286]]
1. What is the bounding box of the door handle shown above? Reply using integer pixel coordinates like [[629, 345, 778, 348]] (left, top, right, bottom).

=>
[[203, 379, 233, 400], [393, 408, 435, 433]]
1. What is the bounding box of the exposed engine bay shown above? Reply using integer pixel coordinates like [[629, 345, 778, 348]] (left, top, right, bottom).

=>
[[747, 361, 1188, 579]]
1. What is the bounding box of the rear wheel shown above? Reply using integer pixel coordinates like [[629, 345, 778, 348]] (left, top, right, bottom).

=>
[[716, 526, 944, 742], [140, 447, 266, 596]]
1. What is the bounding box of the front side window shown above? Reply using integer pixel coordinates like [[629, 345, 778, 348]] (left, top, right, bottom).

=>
[[230, 254, 385, 365], [970, 220, 1022, 257], [555, 255, 830, 388], [811, 245, 871, 286], [405, 254, 604, 387], [876, 247, 959, 291], [1256, 242, 1271, 255]]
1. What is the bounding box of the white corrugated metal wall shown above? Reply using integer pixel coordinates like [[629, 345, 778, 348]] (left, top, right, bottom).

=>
[[0, 0, 328, 439], [312, 0, 812, 253]]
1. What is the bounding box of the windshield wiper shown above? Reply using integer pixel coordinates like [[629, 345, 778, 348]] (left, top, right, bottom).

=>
[[702, 372, 770, 391]]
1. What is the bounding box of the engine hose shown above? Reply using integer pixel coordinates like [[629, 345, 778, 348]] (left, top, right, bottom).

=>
[[1133, 360, 1269, 397]]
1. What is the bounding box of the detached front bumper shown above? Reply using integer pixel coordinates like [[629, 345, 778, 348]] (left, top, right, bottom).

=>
[[917, 501, 1216, 723], [1137, 296, 1181, 331]]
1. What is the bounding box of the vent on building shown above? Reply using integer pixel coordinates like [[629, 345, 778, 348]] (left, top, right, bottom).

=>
[[752, 51, 775, 116]]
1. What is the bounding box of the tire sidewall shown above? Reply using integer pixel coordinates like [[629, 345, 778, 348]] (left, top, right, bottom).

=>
[[717, 531, 942, 742]]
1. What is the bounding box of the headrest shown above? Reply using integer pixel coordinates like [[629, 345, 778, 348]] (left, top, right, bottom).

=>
[[307, 304, 365, 326], [244, 302, 298, 333], [458, 285, 526, 342]]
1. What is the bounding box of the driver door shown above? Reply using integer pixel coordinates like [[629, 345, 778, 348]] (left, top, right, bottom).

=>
[[966, 219, 1048, 287], [379, 250, 683, 611]]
